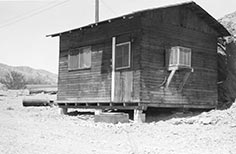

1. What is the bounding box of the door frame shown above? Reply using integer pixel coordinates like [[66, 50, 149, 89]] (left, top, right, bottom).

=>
[[111, 37, 132, 102]]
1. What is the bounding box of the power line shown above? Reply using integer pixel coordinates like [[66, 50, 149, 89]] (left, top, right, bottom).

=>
[[100, 0, 117, 15], [0, 0, 70, 29], [0, 0, 59, 25]]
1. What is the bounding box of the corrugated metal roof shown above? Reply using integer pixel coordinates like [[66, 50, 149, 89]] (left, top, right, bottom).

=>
[[47, 1, 230, 37]]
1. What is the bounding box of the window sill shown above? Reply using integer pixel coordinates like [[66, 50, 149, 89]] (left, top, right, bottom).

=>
[[115, 66, 130, 70]]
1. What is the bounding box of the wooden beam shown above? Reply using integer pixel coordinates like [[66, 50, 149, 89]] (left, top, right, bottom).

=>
[[142, 102, 216, 109], [165, 68, 177, 88], [179, 69, 193, 92], [111, 37, 116, 102]]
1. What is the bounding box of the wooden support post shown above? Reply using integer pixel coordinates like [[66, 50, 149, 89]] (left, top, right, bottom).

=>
[[59, 108, 68, 115], [179, 69, 193, 92], [133, 109, 145, 123], [166, 68, 177, 88], [94, 109, 102, 115], [111, 37, 116, 102]]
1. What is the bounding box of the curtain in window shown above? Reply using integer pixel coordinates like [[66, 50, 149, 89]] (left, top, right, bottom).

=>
[[68, 47, 91, 70]]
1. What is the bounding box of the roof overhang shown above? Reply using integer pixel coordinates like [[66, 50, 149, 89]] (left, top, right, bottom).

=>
[[47, 1, 231, 38], [185, 2, 231, 37]]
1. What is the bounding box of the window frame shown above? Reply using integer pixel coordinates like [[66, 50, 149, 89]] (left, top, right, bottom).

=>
[[68, 46, 91, 71], [115, 41, 131, 70], [169, 46, 191, 69]]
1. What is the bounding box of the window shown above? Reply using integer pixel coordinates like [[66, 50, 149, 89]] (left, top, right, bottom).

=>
[[115, 42, 131, 70], [169, 46, 191, 70], [68, 46, 91, 70]]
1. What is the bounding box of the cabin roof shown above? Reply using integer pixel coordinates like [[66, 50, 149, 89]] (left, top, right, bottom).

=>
[[47, 1, 230, 37]]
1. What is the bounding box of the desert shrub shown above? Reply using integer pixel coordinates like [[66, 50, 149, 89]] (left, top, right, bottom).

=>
[[6, 107, 14, 110], [0, 71, 26, 89]]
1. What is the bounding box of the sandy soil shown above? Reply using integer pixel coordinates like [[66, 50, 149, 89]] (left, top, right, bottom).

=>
[[0, 92, 236, 154]]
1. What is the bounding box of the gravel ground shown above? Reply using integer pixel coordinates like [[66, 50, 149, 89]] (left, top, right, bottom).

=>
[[0, 92, 236, 154]]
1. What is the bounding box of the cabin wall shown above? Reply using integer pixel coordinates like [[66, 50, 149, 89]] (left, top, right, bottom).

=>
[[57, 16, 141, 102], [140, 7, 218, 108], [58, 42, 111, 102]]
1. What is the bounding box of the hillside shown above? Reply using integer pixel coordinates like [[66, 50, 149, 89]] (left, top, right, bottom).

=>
[[219, 11, 236, 35], [217, 11, 236, 108], [0, 63, 57, 89]]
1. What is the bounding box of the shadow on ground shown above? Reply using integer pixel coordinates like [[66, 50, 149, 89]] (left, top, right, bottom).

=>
[[65, 108, 211, 123], [145, 107, 210, 123], [67, 110, 94, 116]]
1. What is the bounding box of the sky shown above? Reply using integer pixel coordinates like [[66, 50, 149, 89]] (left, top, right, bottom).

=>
[[0, 0, 235, 74]]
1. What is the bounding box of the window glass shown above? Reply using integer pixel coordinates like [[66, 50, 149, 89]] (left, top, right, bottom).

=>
[[68, 47, 91, 70], [69, 54, 79, 69], [81, 48, 91, 68], [115, 42, 130, 69]]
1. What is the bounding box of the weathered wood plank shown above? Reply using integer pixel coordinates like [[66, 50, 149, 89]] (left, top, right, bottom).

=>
[[139, 6, 218, 108]]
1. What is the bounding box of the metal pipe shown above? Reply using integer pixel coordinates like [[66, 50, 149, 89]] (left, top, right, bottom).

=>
[[95, 0, 99, 23]]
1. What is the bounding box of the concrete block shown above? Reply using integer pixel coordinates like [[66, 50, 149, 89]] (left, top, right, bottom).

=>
[[134, 110, 146, 123], [94, 112, 129, 124], [94, 109, 102, 115], [59, 108, 68, 115]]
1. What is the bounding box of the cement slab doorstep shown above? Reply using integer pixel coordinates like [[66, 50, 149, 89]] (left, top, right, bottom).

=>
[[94, 112, 129, 124]]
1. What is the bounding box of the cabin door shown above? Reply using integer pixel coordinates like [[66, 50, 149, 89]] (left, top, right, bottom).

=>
[[112, 39, 133, 102]]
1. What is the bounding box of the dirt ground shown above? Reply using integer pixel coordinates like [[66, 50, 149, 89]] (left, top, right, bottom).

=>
[[0, 92, 236, 154]]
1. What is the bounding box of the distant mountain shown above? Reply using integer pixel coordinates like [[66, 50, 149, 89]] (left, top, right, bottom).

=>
[[0, 63, 57, 87], [218, 11, 236, 35]]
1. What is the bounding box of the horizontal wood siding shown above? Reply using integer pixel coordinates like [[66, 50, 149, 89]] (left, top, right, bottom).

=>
[[140, 7, 218, 108], [57, 16, 141, 102], [58, 43, 111, 101]]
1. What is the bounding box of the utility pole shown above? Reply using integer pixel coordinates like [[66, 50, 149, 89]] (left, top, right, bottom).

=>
[[95, 0, 99, 23]]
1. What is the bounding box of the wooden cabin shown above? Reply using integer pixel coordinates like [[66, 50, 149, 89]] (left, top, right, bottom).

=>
[[48, 2, 230, 115]]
